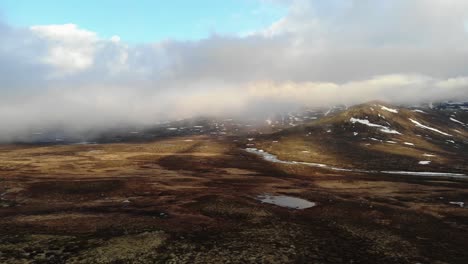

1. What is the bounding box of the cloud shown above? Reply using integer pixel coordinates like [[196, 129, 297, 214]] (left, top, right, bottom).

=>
[[30, 24, 98, 75], [1, 0, 468, 141], [247, 74, 468, 107]]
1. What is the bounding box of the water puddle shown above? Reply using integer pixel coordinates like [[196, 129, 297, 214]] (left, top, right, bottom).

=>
[[257, 194, 316, 209], [245, 148, 367, 172], [381, 171, 467, 178], [246, 148, 467, 179], [449, 201, 465, 208]]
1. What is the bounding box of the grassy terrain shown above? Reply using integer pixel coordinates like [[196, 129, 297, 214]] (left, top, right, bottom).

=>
[[1, 133, 468, 263], [252, 102, 468, 173]]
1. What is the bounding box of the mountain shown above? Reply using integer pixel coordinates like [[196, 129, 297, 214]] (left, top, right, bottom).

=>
[[248, 101, 468, 174]]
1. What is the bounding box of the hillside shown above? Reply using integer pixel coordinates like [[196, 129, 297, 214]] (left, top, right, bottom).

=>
[[248, 102, 468, 174]]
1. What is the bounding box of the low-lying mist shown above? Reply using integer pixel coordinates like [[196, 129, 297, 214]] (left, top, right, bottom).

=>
[[1, 75, 467, 143]]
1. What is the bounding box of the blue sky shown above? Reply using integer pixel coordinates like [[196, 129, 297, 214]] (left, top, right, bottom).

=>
[[0, 0, 286, 42]]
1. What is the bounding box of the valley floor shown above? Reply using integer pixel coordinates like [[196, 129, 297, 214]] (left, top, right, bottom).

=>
[[1, 136, 468, 263]]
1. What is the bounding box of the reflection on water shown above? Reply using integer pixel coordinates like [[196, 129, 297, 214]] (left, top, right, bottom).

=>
[[258, 194, 316, 210]]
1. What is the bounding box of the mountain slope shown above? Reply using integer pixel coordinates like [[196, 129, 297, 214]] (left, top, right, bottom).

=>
[[249, 102, 468, 174]]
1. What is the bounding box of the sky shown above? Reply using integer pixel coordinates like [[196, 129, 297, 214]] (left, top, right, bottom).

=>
[[1, 0, 468, 142], [0, 0, 286, 42]]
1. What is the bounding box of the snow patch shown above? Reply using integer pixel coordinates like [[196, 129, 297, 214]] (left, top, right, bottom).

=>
[[350, 118, 401, 134], [380, 105, 398, 113], [409, 118, 452, 137], [418, 161, 431, 165], [450, 117, 465, 126]]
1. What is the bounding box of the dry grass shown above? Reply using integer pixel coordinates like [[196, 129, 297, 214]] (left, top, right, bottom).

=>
[[0, 136, 230, 178]]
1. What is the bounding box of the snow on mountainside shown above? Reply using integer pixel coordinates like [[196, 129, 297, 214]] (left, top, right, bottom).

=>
[[249, 101, 468, 174]]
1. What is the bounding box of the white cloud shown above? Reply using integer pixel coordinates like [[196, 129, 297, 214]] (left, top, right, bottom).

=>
[[110, 35, 121, 43], [30, 24, 98, 74], [246, 74, 467, 107]]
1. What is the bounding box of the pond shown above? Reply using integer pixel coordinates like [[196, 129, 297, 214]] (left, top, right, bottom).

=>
[[257, 194, 316, 210]]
